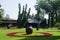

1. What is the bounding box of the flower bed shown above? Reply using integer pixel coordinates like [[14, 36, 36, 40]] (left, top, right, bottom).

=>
[[7, 32, 53, 37], [7, 32, 19, 37], [41, 32, 52, 36]]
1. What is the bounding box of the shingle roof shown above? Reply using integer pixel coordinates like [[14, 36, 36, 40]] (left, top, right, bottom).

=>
[[2, 20, 17, 23], [27, 18, 42, 24]]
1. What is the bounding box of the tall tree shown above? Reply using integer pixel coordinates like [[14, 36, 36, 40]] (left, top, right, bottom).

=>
[[24, 8, 31, 27], [27, 8, 31, 18], [35, 0, 60, 27], [17, 3, 21, 28], [17, 3, 31, 28], [47, 0, 60, 27], [0, 5, 4, 24], [23, 4, 27, 27], [35, 5, 42, 30]]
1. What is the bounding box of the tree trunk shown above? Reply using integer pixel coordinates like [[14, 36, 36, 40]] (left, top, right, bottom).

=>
[[51, 12, 54, 27], [48, 13, 51, 27], [56, 13, 57, 22]]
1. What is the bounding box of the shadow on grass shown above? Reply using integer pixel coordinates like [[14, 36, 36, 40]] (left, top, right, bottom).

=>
[[18, 36, 60, 40], [22, 34, 30, 35]]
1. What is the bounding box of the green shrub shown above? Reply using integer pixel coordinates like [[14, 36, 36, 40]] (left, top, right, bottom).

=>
[[55, 23, 60, 29], [55, 22, 60, 28]]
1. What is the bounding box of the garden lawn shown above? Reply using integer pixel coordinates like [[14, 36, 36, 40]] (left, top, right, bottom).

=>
[[0, 28, 60, 40]]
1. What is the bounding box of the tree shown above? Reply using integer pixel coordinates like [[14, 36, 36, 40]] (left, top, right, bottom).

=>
[[35, 8, 40, 30], [46, 0, 60, 27], [17, 3, 21, 28], [57, 9, 60, 22], [0, 5, 4, 24], [17, 3, 31, 28], [24, 8, 31, 27], [35, 0, 60, 27], [23, 4, 27, 27], [35, 0, 49, 29], [5, 14, 10, 20]]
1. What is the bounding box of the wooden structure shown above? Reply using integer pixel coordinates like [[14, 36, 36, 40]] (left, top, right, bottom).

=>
[[27, 18, 46, 28], [0, 20, 17, 27]]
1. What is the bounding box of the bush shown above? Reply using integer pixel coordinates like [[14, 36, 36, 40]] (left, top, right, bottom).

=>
[[55, 23, 60, 27], [55, 22, 60, 29], [26, 26, 33, 34]]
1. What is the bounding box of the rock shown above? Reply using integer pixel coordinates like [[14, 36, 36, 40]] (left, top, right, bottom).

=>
[[26, 26, 33, 34]]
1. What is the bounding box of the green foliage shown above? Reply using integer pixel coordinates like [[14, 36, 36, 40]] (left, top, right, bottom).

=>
[[35, 0, 60, 27], [4, 14, 10, 20], [57, 11, 60, 22], [17, 3, 21, 28], [17, 3, 31, 28], [55, 22, 60, 27], [0, 4, 4, 24], [27, 8, 31, 17]]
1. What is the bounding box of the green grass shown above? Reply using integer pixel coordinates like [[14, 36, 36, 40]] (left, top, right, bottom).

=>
[[0, 28, 60, 40]]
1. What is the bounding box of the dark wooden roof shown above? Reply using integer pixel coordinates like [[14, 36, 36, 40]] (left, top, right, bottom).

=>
[[27, 18, 42, 24], [2, 20, 17, 24]]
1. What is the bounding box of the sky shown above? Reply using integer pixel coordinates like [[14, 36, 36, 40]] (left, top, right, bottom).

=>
[[0, 0, 37, 20]]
